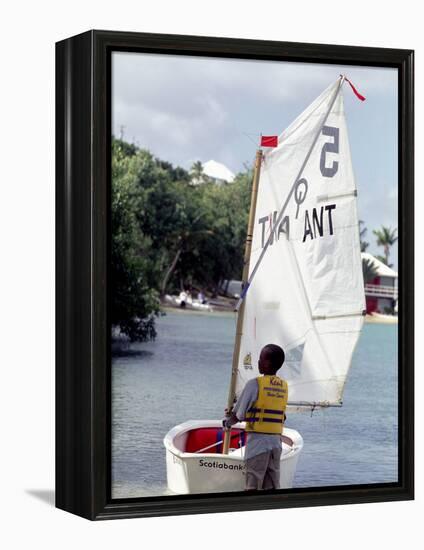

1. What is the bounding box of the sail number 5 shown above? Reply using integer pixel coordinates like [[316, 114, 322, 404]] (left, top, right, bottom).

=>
[[320, 126, 339, 178]]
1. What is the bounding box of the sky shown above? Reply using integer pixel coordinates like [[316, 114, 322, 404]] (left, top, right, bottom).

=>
[[112, 52, 398, 268]]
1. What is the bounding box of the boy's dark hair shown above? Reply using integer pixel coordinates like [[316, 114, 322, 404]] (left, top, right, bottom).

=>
[[263, 344, 285, 371]]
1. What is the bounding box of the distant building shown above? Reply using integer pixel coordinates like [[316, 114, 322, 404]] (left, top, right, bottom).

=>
[[202, 160, 235, 185], [362, 252, 398, 314]]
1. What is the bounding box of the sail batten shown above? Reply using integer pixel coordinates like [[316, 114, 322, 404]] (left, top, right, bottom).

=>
[[287, 402, 343, 409], [236, 78, 365, 408], [311, 311, 365, 320]]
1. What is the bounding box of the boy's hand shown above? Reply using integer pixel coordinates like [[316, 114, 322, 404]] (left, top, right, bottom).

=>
[[222, 419, 231, 431], [224, 407, 233, 418], [223, 409, 239, 431]]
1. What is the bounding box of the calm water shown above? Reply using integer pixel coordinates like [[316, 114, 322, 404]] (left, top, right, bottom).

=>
[[112, 310, 398, 498]]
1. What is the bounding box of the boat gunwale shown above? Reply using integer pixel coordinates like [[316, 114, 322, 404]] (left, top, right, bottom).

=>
[[163, 420, 304, 460]]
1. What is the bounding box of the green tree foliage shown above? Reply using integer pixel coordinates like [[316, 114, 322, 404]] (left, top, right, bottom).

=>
[[359, 220, 369, 252], [189, 161, 209, 185], [111, 138, 251, 340], [173, 172, 252, 294], [362, 257, 379, 284], [372, 226, 398, 267], [111, 140, 161, 341]]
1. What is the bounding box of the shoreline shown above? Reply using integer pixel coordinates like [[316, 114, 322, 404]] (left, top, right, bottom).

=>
[[161, 304, 398, 324], [365, 313, 398, 324], [160, 304, 236, 318]]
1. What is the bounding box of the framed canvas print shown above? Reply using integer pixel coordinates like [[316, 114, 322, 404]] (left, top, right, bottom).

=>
[[56, 30, 414, 520]]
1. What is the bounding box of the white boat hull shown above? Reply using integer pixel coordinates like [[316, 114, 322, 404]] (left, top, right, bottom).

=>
[[163, 294, 213, 312], [164, 420, 303, 494]]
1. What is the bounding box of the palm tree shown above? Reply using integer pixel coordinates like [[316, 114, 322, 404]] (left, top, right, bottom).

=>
[[373, 226, 398, 267], [362, 257, 379, 284], [359, 220, 369, 252], [190, 161, 205, 185]]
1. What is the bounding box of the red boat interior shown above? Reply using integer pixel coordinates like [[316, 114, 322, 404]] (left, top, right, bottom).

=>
[[185, 427, 247, 454]]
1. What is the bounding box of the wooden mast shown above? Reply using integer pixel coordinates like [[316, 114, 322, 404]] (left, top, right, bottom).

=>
[[222, 148, 263, 454]]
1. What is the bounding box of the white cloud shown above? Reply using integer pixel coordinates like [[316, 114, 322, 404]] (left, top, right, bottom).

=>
[[112, 52, 397, 170], [111, 51, 398, 254]]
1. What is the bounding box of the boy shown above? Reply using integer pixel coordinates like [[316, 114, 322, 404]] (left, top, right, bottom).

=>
[[223, 344, 288, 490]]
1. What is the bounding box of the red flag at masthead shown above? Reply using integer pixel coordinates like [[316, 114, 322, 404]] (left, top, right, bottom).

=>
[[260, 135, 278, 147], [344, 77, 366, 101]]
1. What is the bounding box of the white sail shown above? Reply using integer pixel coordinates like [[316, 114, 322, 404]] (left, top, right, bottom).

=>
[[237, 78, 365, 407]]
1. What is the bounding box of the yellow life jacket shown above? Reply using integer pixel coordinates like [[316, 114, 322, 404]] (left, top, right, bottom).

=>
[[245, 375, 288, 435]]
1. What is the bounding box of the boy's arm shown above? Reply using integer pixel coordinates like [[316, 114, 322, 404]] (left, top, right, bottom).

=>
[[222, 380, 258, 430]]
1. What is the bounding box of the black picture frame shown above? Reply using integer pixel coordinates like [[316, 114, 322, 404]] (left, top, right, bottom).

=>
[[56, 29, 414, 520]]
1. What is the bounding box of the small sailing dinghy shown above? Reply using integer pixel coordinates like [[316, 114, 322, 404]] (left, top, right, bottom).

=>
[[164, 76, 366, 494]]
